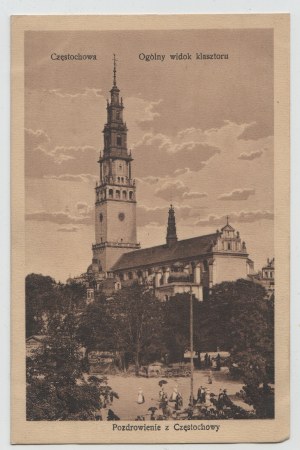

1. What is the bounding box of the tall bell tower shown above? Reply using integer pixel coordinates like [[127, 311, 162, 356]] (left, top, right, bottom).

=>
[[92, 55, 140, 275]]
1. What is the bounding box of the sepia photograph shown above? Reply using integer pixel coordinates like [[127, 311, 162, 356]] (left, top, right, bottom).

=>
[[11, 14, 290, 444]]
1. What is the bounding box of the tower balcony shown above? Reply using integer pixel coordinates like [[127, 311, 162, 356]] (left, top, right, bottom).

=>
[[100, 176, 135, 187], [92, 241, 140, 250], [100, 148, 132, 160]]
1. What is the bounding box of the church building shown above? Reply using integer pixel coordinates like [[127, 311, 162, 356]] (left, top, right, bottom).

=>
[[87, 57, 255, 301]]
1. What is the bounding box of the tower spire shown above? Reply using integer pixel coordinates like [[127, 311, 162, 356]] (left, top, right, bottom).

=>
[[113, 53, 117, 87], [166, 204, 178, 248]]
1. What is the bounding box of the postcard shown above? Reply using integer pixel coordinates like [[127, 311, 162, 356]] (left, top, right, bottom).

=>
[[11, 14, 289, 444]]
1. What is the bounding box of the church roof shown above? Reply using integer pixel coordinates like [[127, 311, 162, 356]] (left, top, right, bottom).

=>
[[111, 233, 219, 272]]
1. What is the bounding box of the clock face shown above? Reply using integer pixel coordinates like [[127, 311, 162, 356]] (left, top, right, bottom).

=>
[[118, 212, 125, 221]]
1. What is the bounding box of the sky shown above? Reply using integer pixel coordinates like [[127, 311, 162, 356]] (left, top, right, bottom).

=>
[[24, 29, 274, 282]]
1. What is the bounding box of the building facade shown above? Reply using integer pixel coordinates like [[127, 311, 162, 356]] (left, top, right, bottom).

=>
[[250, 258, 275, 299], [87, 59, 255, 300]]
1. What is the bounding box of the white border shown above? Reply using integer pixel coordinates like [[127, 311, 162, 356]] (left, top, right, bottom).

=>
[[1, 1, 299, 449]]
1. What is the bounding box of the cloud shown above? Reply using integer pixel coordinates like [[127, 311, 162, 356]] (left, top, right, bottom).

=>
[[238, 150, 263, 161], [57, 226, 79, 232], [136, 176, 161, 185], [133, 132, 219, 177], [155, 180, 187, 201], [154, 180, 208, 202], [173, 168, 191, 177], [137, 204, 206, 227], [26, 209, 93, 225], [44, 173, 98, 183], [25, 127, 98, 178], [183, 191, 208, 200], [238, 122, 273, 140], [195, 210, 274, 226], [48, 87, 102, 98], [135, 99, 162, 127], [25, 128, 50, 145], [137, 168, 193, 185], [75, 202, 92, 216], [218, 188, 255, 201]]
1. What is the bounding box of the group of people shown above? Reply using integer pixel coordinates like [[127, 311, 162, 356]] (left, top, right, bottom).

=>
[[134, 383, 237, 421], [159, 386, 183, 412], [194, 387, 230, 408], [200, 353, 221, 371], [99, 390, 115, 409]]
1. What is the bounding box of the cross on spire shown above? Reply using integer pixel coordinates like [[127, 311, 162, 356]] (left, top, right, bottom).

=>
[[113, 54, 117, 86], [226, 215, 229, 225]]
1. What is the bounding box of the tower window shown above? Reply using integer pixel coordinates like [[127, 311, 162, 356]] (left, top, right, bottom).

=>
[[228, 242, 231, 250], [109, 189, 113, 198], [116, 190, 120, 199], [129, 191, 133, 200], [99, 213, 103, 222], [122, 190, 127, 199], [117, 135, 122, 146]]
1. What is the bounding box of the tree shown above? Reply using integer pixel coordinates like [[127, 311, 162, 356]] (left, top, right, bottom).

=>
[[26, 274, 87, 338], [203, 279, 274, 418], [25, 273, 58, 337], [108, 284, 165, 374], [76, 293, 115, 359], [163, 294, 200, 362], [27, 311, 116, 420]]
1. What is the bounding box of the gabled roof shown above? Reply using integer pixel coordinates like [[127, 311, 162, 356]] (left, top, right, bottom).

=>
[[111, 233, 219, 271], [221, 223, 235, 232]]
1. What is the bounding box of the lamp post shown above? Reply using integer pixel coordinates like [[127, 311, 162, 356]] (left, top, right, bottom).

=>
[[190, 285, 194, 406]]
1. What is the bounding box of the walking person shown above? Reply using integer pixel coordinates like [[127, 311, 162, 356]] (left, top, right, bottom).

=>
[[175, 391, 183, 411], [159, 386, 166, 401], [204, 353, 208, 368], [170, 386, 178, 403], [137, 387, 145, 404], [109, 391, 114, 404], [197, 386, 203, 403]]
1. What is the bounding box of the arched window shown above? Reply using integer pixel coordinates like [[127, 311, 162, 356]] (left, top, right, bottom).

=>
[[117, 135, 122, 146], [117, 177, 120, 182], [228, 242, 231, 250], [122, 190, 127, 199], [116, 190, 120, 199], [129, 191, 133, 200], [108, 189, 113, 198], [203, 260, 209, 272], [128, 272, 133, 280]]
